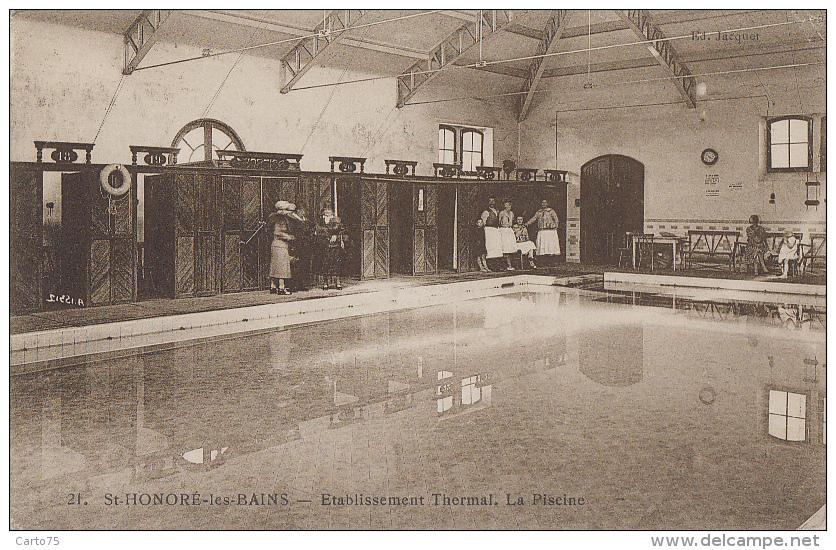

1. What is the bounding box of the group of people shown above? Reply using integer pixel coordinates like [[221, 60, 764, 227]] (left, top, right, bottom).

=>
[[267, 201, 347, 295], [475, 197, 561, 272], [745, 214, 803, 278]]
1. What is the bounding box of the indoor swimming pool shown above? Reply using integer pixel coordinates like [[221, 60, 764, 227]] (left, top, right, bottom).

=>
[[9, 284, 826, 530]]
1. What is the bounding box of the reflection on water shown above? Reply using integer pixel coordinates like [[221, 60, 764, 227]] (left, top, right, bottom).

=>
[[9, 288, 825, 530], [579, 326, 643, 387], [596, 283, 825, 334]]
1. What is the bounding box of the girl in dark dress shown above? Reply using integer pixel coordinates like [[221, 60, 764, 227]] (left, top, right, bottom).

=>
[[315, 208, 347, 290], [287, 204, 315, 291], [474, 218, 489, 272]]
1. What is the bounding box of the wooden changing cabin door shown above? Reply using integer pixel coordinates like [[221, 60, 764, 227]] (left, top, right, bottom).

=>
[[10, 165, 43, 314], [220, 176, 263, 292], [388, 182, 413, 276], [359, 178, 390, 279], [60, 170, 136, 307], [412, 183, 437, 275], [336, 178, 362, 279], [143, 171, 220, 298]]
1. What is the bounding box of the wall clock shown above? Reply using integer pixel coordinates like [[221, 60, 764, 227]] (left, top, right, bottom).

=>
[[701, 148, 719, 165]]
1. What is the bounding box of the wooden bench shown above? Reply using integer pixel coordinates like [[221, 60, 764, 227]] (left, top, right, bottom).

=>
[[684, 230, 739, 270], [808, 233, 826, 271]]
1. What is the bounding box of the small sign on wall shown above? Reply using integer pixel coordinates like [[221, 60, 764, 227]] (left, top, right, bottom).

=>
[[704, 174, 720, 197]]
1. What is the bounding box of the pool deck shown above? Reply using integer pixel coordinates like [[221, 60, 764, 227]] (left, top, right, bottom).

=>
[[9, 269, 601, 372], [606, 271, 825, 296], [9, 265, 825, 372], [11, 267, 602, 337]]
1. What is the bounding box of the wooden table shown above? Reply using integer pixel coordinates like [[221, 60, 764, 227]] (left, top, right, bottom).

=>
[[632, 235, 687, 270]]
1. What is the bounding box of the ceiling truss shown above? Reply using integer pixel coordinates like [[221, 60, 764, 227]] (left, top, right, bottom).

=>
[[616, 9, 697, 108], [184, 10, 425, 60], [517, 10, 570, 122], [280, 9, 369, 93], [396, 10, 526, 108], [123, 10, 172, 75]]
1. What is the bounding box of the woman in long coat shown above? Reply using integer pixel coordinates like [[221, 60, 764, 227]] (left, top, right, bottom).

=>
[[267, 201, 296, 295]]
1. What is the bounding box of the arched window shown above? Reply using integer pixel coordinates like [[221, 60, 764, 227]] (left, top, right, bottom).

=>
[[767, 115, 812, 172], [438, 125, 456, 165], [171, 119, 245, 164], [461, 129, 483, 171]]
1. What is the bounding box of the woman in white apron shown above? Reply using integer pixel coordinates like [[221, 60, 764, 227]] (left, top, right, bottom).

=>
[[525, 199, 561, 260]]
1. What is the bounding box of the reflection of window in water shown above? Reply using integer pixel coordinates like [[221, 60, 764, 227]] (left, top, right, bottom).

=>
[[768, 390, 807, 441], [437, 371, 454, 413], [461, 375, 482, 405], [182, 446, 228, 464]]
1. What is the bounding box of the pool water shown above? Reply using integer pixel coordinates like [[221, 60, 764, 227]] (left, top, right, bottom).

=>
[[9, 285, 826, 530]]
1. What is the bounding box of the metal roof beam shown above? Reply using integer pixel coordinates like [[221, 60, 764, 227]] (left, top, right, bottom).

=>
[[396, 9, 527, 107], [184, 10, 425, 60], [123, 10, 172, 75], [517, 9, 570, 122], [280, 9, 369, 93], [539, 39, 825, 79], [616, 9, 696, 108]]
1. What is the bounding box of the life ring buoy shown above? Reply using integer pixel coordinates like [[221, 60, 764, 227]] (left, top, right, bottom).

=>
[[100, 164, 132, 197]]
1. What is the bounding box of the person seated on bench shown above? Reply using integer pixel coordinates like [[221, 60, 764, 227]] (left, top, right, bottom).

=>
[[513, 216, 537, 269], [745, 214, 769, 275], [777, 232, 802, 279]]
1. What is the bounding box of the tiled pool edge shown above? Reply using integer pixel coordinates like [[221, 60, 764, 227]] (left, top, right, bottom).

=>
[[605, 272, 826, 296], [11, 273, 592, 367]]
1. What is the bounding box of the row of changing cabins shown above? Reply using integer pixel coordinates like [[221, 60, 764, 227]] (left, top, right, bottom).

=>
[[10, 142, 570, 315]]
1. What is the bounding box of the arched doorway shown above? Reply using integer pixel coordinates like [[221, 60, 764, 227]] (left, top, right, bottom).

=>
[[580, 154, 644, 265]]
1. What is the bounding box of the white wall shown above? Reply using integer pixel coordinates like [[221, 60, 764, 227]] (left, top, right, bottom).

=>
[[517, 66, 826, 261], [10, 18, 518, 173]]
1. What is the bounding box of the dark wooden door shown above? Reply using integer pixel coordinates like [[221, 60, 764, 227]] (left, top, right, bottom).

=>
[[580, 155, 644, 264], [388, 183, 414, 275], [143, 173, 175, 298], [455, 183, 479, 273], [10, 166, 43, 314], [194, 173, 219, 296], [59, 171, 91, 304], [437, 184, 456, 271], [336, 178, 361, 278]]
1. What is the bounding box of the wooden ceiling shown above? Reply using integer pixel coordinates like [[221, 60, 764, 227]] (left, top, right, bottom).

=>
[[13, 9, 826, 114]]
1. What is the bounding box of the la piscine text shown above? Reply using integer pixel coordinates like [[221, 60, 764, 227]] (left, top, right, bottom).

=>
[[321, 493, 586, 506]]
